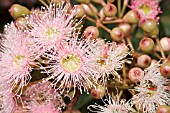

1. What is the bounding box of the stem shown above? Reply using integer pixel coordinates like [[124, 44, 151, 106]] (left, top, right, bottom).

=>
[[153, 52, 162, 59], [117, 0, 121, 18], [101, 0, 106, 6], [108, 82, 134, 89], [85, 16, 96, 23], [97, 22, 111, 33], [64, 90, 80, 113], [122, 63, 126, 83], [155, 37, 166, 59], [39, 0, 48, 7], [100, 15, 106, 23], [120, 0, 129, 18], [118, 90, 123, 100], [88, 3, 99, 20], [126, 36, 134, 53], [113, 86, 134, 90], [47, 0, 50, 4], [102, 19, 124, 24]]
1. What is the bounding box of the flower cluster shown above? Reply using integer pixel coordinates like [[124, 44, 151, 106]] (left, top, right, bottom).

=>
[[0, 2, 130, 112], [131, 63, 170, 113], [0, 0, 170, 113], [88, 94, 132, 113]]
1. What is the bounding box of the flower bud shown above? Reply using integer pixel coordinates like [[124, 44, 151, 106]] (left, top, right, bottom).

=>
[[149, 26, 159, 37], [139, 37, 154, 52], [137, 54, 151, 68], [8, 4, 30, 19], [123, 10, 139, 24], [141, 19, 157, 33], [82, 4, 98, 16], [74, 5, 85, 18], [91, 85, 106, 99], [84, 26, 99, 39], [103, 3, 117, 17], [128, 67, 143, 83], [110, 27, 124, 42], [118, 23, 131, 37], [160, 62, 170, 78], [156, 105, 170, 113], [160, 37, 170, 52], [76, 0, 90, 4]]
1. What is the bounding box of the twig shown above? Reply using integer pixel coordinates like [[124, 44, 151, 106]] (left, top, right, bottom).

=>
[[102, 19, 124, 24], [85, 16, 96, 23], [155, 37, 166, 60], [120, 0, 129, 18], [88, 3, 99, 20], [63, 90, 80, 113]]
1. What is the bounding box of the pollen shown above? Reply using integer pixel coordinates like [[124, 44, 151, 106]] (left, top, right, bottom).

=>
[[61, 53, 82, 73], [139, 4, 150, 15], [13, 54, 27, 70]]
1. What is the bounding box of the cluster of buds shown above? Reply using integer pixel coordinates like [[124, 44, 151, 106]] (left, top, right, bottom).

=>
[[0, 0, 170, 113]]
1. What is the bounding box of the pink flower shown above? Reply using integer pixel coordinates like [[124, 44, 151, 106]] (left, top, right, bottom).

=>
[[27, 100, 62, 113], [41, 37, 97, 96], [22, 3, 82, 56], [23, 81, 65, 109], [0, 84, 16, 113], [129, 0, 162, 25], [131, 63, 170, 113], [0, 23, 36, 95], [88, 94, 132, 113], [90, 42, 130, 84]]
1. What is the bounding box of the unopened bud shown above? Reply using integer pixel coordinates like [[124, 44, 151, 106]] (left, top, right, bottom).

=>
[[91, 85, 106, 99], [103, 3, 117, 17], [160, 62, 170, 78], [74, 5, 85, 18], [160, 37, 170, 52], [82, 4, 98, 16], [84, 26, 99, 39], [9, 4, 30, 19], [123, 10, 139, 24], [137, 54, 151, 68], [128, 67, 143, 83], [141, 19, 157, 33], [110, 27, 124, 42], [118, 23, 131, 37], [139, 37, 154, 53], [156, 105, 170, 113]]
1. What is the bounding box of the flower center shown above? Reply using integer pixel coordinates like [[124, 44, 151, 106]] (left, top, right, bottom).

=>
[[13, 54, 27, 69], [61, 53, 81, 73], [144, 80, 157, 97], [139, 4, 150, 15], [97, 57, 106, 68], [44, 27, 60, 42]]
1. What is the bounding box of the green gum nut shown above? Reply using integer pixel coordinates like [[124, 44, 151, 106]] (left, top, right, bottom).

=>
[[9, 4, 30, 19], [156, 105, 170, 113], [123, 10, 139, 24], [141, 19, 157, 33], [103, 3, 117, 17], [139, 37, 154, 53]]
